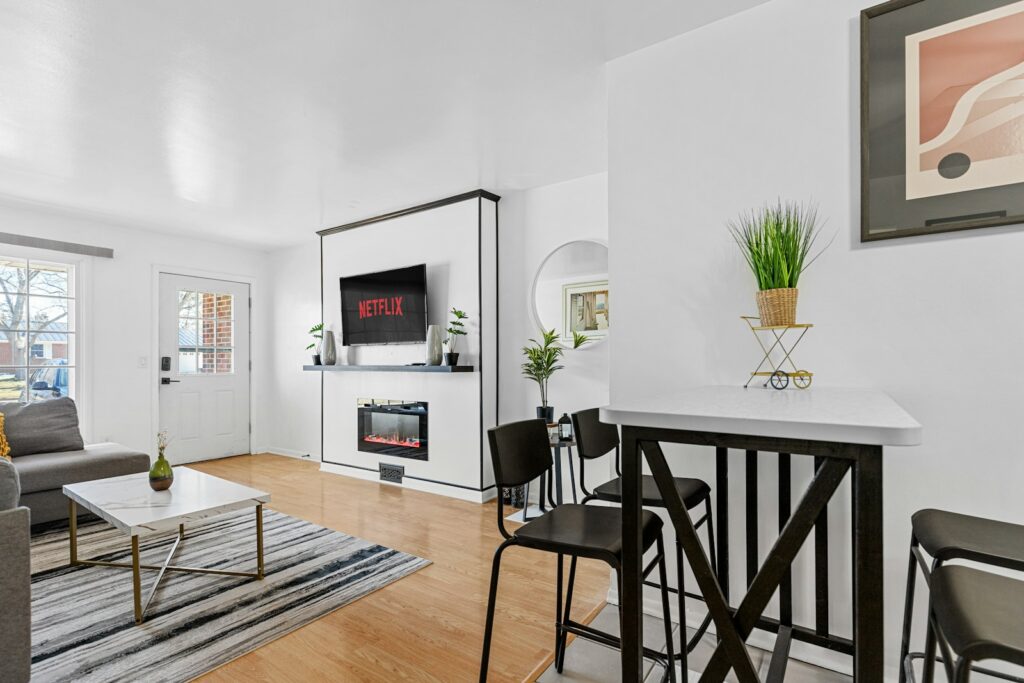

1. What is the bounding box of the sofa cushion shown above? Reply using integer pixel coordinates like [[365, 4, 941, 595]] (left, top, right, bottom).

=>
[[13, 443, 150, 495], [0, 398, 84, 457], [0, 458, 19, 510]]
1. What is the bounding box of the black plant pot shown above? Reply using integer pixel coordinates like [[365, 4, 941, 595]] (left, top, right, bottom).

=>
[[312, 354, 322, 366], [444, 352, 459, 367], [536, 406, 554, 423]]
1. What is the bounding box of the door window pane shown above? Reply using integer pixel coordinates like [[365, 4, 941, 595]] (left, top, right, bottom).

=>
[[177, 289, 233, 375]]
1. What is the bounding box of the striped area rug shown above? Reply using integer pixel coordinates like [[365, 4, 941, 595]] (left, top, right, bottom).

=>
[[29, 509, 430, 682]]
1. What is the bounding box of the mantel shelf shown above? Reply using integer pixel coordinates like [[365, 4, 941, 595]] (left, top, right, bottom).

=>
[[303, 364, 475, 374]]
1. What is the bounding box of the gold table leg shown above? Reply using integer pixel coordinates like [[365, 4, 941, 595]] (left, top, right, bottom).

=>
[[131, 535, 142, 624], [68, 499, 78, 565], [256, 503, 264, 579]]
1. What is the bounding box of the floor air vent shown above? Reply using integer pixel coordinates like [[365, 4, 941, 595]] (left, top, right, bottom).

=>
[[379, 463, 404, 484]]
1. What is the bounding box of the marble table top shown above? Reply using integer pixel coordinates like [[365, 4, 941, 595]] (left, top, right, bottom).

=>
[[600, 385, 922, 447], [64, 467, 271, 536]]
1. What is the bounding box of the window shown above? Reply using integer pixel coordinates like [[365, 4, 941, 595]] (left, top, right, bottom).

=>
[[177, 290, 233, 374], [0, 258, 76, 402]]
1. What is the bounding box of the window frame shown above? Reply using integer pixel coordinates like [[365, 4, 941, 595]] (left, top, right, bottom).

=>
[[0, 244, 91, 439]]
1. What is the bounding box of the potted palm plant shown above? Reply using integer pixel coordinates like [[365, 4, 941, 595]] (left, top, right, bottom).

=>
[[728, 201, 829, 326], [444, 308, 468, 366], [305, 323, 324, 365], [522, 329, 588, 422]]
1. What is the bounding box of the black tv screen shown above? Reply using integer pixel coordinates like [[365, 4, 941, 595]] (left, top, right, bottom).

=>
[[340, 264, 427, 346]]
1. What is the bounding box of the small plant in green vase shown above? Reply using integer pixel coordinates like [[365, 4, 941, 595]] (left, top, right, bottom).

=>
[[522, 329, 588, 423], [305, 323, 324, 365], [728, 200, 831, 327], [149, 430, 174, 491], [444, 308, 468, 366]]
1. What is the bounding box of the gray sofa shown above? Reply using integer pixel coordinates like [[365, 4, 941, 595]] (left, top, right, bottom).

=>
[[0, 458, 31, 683], [3, 398, 151, 525]]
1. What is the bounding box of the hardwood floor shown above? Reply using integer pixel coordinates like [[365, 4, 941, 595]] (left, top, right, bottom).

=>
[[189, 454, 611, 682]]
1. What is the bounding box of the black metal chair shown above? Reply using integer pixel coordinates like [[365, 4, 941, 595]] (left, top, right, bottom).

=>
[[481, 418, 677, 683], [926, 565, 1024, 683], [571, 407, 716, 674], [900, 508, 1024, 683]]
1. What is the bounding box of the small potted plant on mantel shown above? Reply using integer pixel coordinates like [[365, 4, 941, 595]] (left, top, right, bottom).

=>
[[522, 329, 588, 423], [306, 323, 324, 365], [444, 308, 468, 366], [728, 200, 830, 326]]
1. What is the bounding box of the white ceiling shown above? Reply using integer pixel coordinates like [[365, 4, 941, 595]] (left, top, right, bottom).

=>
[[0, 0, 767, 248]]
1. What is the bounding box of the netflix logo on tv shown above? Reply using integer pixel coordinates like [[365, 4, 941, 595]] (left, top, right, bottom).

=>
[[340, 264, 427, 345]]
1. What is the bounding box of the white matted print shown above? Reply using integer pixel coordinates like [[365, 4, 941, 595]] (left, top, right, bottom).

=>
[[562, 280, 608, 343], [905, 0, 1024, 199]]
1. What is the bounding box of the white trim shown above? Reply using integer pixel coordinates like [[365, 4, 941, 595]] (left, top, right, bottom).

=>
[[150, 264, 258, 459], [319, 460, 497, 503], [263, 446, 314, 460]]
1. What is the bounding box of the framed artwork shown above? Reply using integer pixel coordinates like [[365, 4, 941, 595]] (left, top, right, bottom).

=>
[[861, 0, 1024, 241], [562, 280, 608, 343]]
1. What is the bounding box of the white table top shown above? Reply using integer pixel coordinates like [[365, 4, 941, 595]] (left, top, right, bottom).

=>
[[600, 386, 922, 447], [63, 467, 270, 536]]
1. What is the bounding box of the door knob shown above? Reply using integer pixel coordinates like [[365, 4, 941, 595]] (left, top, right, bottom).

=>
[[160, 378, 181, 385]]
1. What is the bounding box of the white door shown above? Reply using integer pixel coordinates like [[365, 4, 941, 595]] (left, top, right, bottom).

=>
[[158, 273, 250, 463]]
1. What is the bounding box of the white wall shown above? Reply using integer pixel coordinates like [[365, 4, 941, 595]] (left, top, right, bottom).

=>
[[0, 201, 272, 458], [500, 173, 612, 498], [264, 240, 322, 459], [608, 0, 1024, 677]]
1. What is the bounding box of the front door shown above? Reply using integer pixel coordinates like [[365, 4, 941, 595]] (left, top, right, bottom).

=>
[[158, 273, 250, 463]]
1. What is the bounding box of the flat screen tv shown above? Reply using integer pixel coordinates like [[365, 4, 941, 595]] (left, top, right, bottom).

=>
[[340, 264, 428, 346]]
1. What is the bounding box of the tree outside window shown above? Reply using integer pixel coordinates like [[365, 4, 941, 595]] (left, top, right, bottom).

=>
[[0, 258, 75, 402]]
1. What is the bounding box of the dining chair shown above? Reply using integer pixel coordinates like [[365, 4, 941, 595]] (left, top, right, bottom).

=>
[[481, 418, 677, 682], [571, 407, 716, 674]]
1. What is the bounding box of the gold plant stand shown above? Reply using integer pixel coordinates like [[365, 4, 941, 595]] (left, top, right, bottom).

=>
[[742, 316, 814, 390]]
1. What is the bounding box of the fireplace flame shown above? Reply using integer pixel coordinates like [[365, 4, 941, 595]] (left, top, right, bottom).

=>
[[364, 434, 422, 448]]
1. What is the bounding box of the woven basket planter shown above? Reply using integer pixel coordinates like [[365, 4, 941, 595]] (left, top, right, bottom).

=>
[[756, 288, 798, 326]]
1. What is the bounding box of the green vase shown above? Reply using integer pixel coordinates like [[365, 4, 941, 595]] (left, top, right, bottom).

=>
[[149, 449, 174, 491]]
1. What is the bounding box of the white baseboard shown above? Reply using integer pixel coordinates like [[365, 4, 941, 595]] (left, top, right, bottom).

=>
[[262, 446, 316, 460], [605, 586, 854, 678], [319, 461, 496, 503]]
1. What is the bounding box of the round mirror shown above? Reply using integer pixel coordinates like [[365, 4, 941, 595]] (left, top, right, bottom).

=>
[[531, 240, 609, 347]]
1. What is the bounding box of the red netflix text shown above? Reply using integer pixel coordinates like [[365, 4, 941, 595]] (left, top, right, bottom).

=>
[[358, 296, 404, 319]]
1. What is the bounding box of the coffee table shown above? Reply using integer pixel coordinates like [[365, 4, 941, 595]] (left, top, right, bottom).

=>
[[63, 467, 271, 624]]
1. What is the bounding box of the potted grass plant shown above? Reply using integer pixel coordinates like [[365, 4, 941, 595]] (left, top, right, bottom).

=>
[[522, 329, 588, 422], [728, 201, 829, 326]]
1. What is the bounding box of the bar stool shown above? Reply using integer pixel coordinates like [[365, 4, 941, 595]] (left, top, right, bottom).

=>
[[571, 407, 716, 674], [481, 418, 677, 683], [926, 565, 1024, 683], [900, 508, 1024, 683]]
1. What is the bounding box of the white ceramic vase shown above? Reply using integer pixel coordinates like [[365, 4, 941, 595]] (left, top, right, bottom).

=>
[[321, 330, 337, 365], [425, 325, 443, 366]]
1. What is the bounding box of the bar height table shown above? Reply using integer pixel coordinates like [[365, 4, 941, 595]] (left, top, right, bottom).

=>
[[601, 386, 921, 682]]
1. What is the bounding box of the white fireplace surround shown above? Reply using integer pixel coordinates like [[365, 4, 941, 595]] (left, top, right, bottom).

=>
[[317, 192, 499, 502]]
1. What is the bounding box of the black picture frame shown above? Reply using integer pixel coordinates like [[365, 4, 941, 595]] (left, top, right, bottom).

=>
[[860, 0, 1024, 242]]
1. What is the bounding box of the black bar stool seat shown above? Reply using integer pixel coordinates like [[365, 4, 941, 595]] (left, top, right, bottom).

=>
[[515, 503, 663, 562], [930, 566, 1024, 678], [593, 474, 710, 510], [913, 509, 1024, 569]]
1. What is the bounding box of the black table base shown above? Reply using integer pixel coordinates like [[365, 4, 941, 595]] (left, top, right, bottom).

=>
[[619, 427, 884, 682]]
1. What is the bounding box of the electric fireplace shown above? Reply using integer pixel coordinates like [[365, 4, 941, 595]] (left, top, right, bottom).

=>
[[357, 399, 428, 460]]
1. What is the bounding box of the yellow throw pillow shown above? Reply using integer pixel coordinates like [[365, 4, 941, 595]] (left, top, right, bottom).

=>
[[0, 413, 10, 461]]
